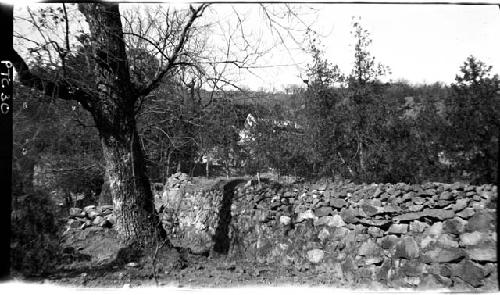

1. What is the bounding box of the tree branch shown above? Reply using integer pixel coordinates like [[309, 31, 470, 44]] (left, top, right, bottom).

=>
[[10, 49, 95, 110], [137, 4, 208, 98]]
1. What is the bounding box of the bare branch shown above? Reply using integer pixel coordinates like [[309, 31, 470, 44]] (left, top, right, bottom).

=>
[[137, 4, 208, 98], [10, 48, 95, 110]]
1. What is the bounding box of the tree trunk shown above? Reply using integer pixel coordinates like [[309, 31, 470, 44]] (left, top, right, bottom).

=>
[[99, 122, 160, 244], [78, 3, 162, 244]]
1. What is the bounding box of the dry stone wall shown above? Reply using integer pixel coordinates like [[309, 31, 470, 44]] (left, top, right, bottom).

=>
[[226, 181, 497, 289], [65, 176, 498, 290]]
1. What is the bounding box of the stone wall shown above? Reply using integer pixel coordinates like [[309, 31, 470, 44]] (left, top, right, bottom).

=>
[[156, 173, 225, 254], [66, 176, 497, 290], [159, 179, 497, 290], [227, 181, 497, 289]]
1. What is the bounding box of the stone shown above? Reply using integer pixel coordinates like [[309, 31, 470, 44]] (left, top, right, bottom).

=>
[[379, 235, 399, 249], [367, 226, 383, 238], [329, 198, 347, 209], [296, 209, 316, 222], [420, 235, 435, 249], [423, 248, 465, 263], [395, 237, 420, 259], [466, 245, 497, 262], [421, 209, 454, 220], [451, 199, 468, 211], [106, 214, 116, 225], [315, 206, 334, 217], [419, 274, 449, 290], [372, 187, 383, 198], [426, 222, 443, 237], [472, 202, 485, 210], [69, 207, 83, 217], [456, 260, 485, 288], [359, 219, 391, 228], [393, 212, 421, 221], [324, 215, 346, 228], [83, 205, 96, 212], [439, 191, 453, 200], [92, 215, 105, 226], [383, 204, 401, 213], [450, 182, 463, 191], [332, 227, 349, 240], [307, 249, 324, 264], [279, 215, 292, 226], [399, 261, 423, 277], [100, 205, 113, 212], [87, 210, 99, 220], [465, 212, 494, 232], [437, 234, 459, 248], [456, 208, 475, 219], [318, 228, 330, 241], [442, 218, 465, 235], [459, 231, 483, 246], [340, 208, 359, 223], [409, 220, 428, 233], [388, 223, 408, 234], [358, 239, 381, 257], [408, 204, 424, 212], [126, 262, 140, 268], [67, 219, 82, 229], [360, 204, 379, 217], [365, 257, 384, 265]]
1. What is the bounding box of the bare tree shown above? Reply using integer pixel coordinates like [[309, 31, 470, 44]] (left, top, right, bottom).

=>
[[11, 3, 315, 246], [11, 3, 208, 245]]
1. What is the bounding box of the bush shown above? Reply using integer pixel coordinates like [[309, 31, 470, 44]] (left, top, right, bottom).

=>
[[11, 191, 64, 277]]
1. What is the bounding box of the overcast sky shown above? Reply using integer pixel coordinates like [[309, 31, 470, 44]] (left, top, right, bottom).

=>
[[14, 2, 500, 91], [216, 3, 500, 91]]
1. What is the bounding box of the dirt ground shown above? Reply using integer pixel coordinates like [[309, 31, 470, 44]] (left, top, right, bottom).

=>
[[10, 226, 358, 289]]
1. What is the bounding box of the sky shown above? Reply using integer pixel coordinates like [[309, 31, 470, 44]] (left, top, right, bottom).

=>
[[212, 3, 500, 91], [13, 2, 500, 92]]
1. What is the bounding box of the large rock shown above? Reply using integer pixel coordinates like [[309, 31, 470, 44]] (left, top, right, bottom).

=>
[[360, 204, 380, 217], [296, 209, 317, 222], [316, 215, 346, 228], [465, 212, 494, 232], [456, 260, 486, 288], [466, 245, 497, 262], [426, 222, 443, 237], [279, 215, 292, 226], [69, 207, 83, 217], [307, 249, 324, 264], [421, 209, 454, 220], [379, 235, 399, 249], [358, 239, 381, 257], [394, 237, 419, 259], [451, 199, 468, 211], [329, 198, 347, 209], [315, 206, 334, 217], [340, 208, 359, 224], [442, 218, 465, 235], [456, 208, 475, 219], [67, 219, 82, 229], [459, 231, 483, 246], [393, 212, 421, 221], [423, 248, 465, 263], [388, 223, 408, 234]]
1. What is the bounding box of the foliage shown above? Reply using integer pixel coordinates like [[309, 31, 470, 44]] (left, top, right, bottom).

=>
[[11, 191, 64, 277], [443, 56, 499, 183], [13, 80, 103, 198], [241, 22, 498, 185]]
